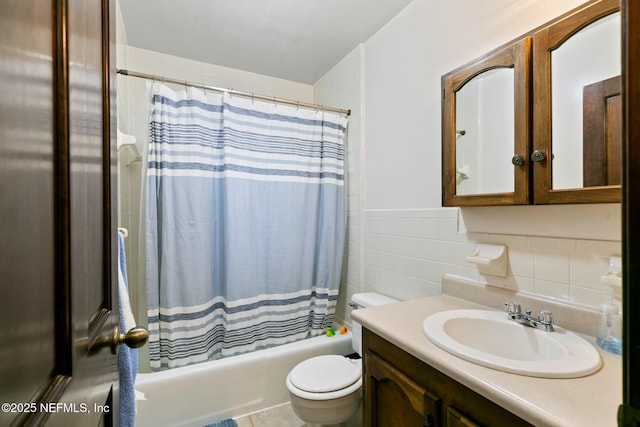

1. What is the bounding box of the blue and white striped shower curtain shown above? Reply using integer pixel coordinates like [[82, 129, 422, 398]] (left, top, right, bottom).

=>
[[145, 83, 348, 370]]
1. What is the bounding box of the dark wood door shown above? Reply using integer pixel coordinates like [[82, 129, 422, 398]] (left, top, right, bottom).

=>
[[583, 75, 622, 187], [622, 0, 640, 422], [0, 0, 118, 425]]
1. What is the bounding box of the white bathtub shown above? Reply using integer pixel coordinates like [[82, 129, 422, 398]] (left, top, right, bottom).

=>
[[134, 333, 354, 427]]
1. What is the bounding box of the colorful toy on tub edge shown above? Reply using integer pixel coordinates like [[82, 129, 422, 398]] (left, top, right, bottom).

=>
[[326, 326, 348, 337]]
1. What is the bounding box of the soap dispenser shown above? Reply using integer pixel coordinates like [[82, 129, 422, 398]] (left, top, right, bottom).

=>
[[596, 256, 622, 355]]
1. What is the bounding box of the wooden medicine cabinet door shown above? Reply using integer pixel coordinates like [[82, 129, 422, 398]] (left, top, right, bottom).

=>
[[442, 37, 532, 206], [441, 0, 622, 207], [532, 0, 621, 204]]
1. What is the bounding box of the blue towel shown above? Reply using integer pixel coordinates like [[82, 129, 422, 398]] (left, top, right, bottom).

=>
[[203, 419, 238, 427], [118, 232, 138, 427]]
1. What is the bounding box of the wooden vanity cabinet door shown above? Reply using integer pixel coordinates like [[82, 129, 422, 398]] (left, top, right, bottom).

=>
[[447, 407, 481, 427], [531, 0, 621, 204], [441, 37, 532, 207], [362, 328, 534, 427], [365, 350, 441, 426]]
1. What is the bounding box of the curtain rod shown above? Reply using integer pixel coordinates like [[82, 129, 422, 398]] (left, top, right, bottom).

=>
[[117, 69, 351, 116]]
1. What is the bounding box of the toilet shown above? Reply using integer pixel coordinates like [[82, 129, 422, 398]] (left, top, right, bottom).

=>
[[286, 292, 398, 426]]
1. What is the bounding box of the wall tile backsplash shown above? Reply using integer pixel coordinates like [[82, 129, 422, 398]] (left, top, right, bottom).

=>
[[363, 208, 621, 308]]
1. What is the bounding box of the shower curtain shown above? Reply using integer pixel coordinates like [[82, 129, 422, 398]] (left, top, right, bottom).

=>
[[145, 83, 348, 370]]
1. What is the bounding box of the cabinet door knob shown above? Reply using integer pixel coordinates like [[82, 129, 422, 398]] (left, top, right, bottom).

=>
[[531, 150, 546, 162], [511, 154, 525, 166]]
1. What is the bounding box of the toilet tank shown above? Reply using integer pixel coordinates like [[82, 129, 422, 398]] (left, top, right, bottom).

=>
[[349, 292, 399, 355]]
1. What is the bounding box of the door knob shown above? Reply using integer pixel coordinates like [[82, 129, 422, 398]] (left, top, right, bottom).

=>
[[111, 326, 149, 354], [511, 154, 525, 166], [531, 150, 546, 162], [94, 326, 149, 355]]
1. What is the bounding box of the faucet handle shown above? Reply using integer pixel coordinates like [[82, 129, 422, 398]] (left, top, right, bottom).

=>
[[538, 310, 553, 324], [505, 302, 522, 317]]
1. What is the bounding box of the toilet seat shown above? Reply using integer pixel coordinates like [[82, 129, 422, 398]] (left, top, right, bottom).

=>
[[290, 355, 361, 392], [286, 355, 362, 401]]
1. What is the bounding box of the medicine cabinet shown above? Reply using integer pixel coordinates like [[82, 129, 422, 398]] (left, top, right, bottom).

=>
[[442, 0, 621, 206], [442, 39, 531, 206]]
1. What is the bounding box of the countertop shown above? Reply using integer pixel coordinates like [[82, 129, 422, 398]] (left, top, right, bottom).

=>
[[351, 294, 622, 427]]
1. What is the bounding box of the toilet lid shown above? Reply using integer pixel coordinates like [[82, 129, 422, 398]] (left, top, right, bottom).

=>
[[289, 355, 361, 393]]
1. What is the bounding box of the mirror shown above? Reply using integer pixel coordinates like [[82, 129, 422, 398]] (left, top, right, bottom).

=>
[[455, 68, 515, 195], [551, 12, 621, 190], [532, 0, 620, 204], [442, 37, 531, 206]]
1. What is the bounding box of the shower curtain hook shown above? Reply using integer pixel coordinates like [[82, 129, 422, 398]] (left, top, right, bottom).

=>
[[273, 96, 277, 108], [251, 93, 254, 104]]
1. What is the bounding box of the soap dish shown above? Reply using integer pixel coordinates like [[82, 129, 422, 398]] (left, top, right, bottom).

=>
[[466, 244, 508, 277]]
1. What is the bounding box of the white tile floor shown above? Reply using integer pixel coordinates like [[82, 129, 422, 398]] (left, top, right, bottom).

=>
[[234, 403, 305, 427], [233, 402, 362, 427]]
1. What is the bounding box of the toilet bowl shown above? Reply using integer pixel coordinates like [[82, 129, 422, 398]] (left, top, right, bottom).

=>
[[286, 355, 362, 425], [286, 293, 398, 426]]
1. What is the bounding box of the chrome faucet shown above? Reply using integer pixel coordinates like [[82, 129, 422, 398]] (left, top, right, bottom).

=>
[[505, 302, 554, 332]]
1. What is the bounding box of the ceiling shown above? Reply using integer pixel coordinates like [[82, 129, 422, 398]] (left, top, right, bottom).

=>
[[118, 0, 414, 84]]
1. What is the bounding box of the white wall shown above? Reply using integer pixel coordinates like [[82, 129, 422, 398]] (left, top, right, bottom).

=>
[[314, 46, 365, 326], [315, 0, 622, 324]]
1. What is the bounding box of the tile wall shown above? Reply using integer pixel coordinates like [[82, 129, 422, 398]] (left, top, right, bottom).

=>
[[362, 208, 621, 312]]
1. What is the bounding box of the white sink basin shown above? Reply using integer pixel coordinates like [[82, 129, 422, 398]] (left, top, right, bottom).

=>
[[423, 309, 602, 378]]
